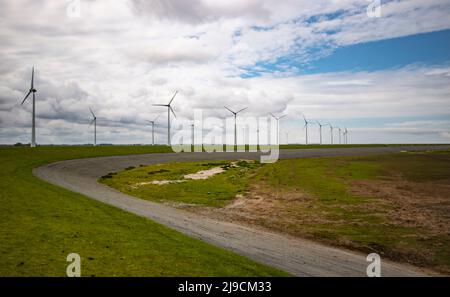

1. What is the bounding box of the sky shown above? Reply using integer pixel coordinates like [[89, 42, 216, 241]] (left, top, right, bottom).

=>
[[0, 0, 450, 145]]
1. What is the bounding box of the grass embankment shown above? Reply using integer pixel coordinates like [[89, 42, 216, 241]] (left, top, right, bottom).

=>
[[0, 146, 287, 276], [105, 150, 450, 273]]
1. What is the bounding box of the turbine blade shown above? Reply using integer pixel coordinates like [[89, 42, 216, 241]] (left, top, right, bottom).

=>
[[31, 67, 34, 89], [169, 106, 176, 118], [89, 119, 95, 126], [224, 106, 235, 114], [279, 114, 287, 119], [236, 107, 248, 114], [21, 90, 32, 105], [168, 90, 178, 105], [270, 113, 276, 119], [153, 104, 167, 107], [89, 107, 96, 118], [154, 114, 160, 122]]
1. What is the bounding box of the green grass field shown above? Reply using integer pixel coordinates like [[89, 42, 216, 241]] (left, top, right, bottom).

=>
[[0, 146, 287, 276]]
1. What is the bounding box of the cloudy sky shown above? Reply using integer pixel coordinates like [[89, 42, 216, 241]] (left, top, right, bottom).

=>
[[1, 0, 450, 145]]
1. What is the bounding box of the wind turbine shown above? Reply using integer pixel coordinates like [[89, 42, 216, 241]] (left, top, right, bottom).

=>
[[316, 121, 327, 145], [146, 115, 160, 146], [270, 113, 287, 145], [338, 127, 342, 144], [89, 107, 97, 146], [328, 124, 334, 144], [20, 67, 37, 147], [302, 114, 313, 145], [153, 91, 178, 146], [191, 122, 195, 147], [224, 106, 247, 147], [344, 128, 348, 144]]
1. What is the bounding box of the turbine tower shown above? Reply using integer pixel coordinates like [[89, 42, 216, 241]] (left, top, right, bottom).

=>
[[89, 108, 97, 146], [20, 67, 37, 147], [146, 115, 160, 146], [270, 113, 287, 145], [224, 106, 247, 147], [153, 91, 178, 146], [344, 128, 348, 144], [302, 114, 313, 145]]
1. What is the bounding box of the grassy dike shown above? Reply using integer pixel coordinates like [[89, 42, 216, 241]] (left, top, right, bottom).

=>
[[0, 146, 288, 276]]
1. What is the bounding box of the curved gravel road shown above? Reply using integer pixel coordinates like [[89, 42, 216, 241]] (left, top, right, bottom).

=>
[[34, 145, 449, 276]]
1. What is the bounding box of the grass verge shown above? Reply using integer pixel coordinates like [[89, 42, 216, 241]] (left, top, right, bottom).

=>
[[0, 146, 287, 276]]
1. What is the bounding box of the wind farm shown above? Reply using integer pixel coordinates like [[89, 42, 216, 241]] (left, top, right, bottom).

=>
[[1, 0, 450, 286]]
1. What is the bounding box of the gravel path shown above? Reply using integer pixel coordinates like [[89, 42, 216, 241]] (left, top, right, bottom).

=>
[[34, 146, 449, 276]]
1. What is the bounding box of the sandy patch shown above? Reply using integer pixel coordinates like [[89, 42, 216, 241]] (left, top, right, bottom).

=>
[[132, 180, 184, 188], [131, 164, 232, 188], [184, 166, 225, 180]]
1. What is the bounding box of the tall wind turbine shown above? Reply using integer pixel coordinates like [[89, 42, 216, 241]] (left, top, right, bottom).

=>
[[89, 107, 97, 146], [146, 115, 160, 146], [270, 113, 287, 145], [20, 67, 37, 147], [225, 106, 247, 147], [153, 91, 178, 146], [302, 114, 313, 145]]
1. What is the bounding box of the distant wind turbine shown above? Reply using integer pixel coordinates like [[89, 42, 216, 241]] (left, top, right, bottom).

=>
[[338, 127, 342, 144], [328, 124, 334, 144], [270, 113, 287, 145], [153, 91, 178, 146], [316, 121, 328, 145], [89, 107, 97, 146], [344, 128, 348, 144], [146, 115, 160, 146], [302, 114, 313, 145], [224, 106, 247, 147], [20, 67, 37, 147], [191, 122, 195, 146]]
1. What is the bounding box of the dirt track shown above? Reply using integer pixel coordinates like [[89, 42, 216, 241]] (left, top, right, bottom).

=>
[[34, 146, 450, 276]]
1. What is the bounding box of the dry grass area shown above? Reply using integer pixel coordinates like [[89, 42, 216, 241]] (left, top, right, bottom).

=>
[[350, 178, 450, 235]]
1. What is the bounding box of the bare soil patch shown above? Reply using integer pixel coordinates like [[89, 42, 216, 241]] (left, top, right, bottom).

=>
[[349, 178, 450, 235]]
